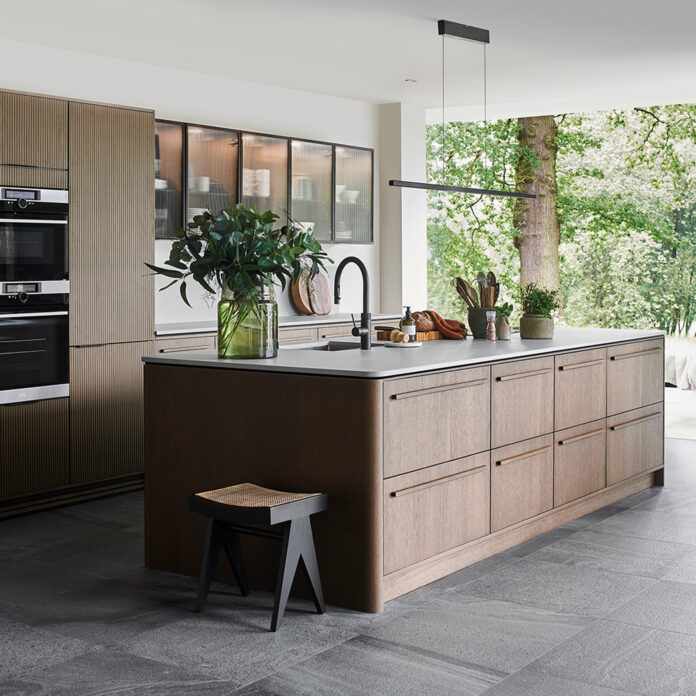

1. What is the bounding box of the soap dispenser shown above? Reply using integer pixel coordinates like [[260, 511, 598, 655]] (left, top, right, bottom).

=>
[[400, 306, 416, 343]]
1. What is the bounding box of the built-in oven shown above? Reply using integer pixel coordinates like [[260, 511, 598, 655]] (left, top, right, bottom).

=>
[[0, 187, 69, 404]]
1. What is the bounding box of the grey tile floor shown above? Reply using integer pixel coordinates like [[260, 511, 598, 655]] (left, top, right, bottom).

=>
[[0, 438, 695, 695]]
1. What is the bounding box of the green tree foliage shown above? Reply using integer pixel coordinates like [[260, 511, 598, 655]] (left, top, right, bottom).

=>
[[426, 105, 696, 335]]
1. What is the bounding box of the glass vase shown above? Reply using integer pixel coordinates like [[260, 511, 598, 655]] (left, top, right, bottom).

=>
[[217, 286, 278, 359]]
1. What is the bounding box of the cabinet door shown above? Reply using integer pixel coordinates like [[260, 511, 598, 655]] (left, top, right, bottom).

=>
[[0, 92, 68, 169], [335, 146, 372, 243], [155, 120, 184, 240], [554, 420, 606, 507], [154, 334, 216, 353], [555, 348, 606, 431], [241, 133, 287, 220], [290, 140, 332, 242], [491, 357, 554, 448], [384, 366, 490, 478], [0, 398, 69, 500], [278, 326, 318, 344], [607, 403, 663, 486], [607, 339, 663, 415], [69, 102, 154, 345], [70, 341, 152, 484], [383, 452, 490, 574], [491, 435, 553, 532]]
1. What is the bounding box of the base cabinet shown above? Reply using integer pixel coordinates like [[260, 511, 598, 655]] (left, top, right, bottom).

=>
[[70, 342, 152, 484], [607, 403, 664, 486], [0, 398, 69, 500], [607, 339, 663, 415], [383, 453, 490, 574]]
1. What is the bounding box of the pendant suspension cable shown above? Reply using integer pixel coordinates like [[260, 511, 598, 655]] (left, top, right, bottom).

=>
[[483, 43, 488, 169], [442, 33, 446, 178]]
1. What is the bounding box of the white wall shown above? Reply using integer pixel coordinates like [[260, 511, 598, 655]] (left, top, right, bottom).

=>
[[0, 38, 381, 321]]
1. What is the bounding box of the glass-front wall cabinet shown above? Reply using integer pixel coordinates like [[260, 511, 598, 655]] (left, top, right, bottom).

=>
[[241, 133, 288, 223], [187, 126, 238, 224], [335, 146, 373, 243], [155, 121, 183, 240], [155, 120, 373, 243], [290, 140, 333, 242]]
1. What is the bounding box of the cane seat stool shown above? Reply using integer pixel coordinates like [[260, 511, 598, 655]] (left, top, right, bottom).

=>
[[189, 482, 329, 631]]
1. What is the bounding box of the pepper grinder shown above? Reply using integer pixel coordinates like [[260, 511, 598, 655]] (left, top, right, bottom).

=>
[[486, 311, 497, 341]]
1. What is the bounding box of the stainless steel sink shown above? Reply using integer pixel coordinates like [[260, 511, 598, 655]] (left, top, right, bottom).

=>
[[284, 340, 382, 352]]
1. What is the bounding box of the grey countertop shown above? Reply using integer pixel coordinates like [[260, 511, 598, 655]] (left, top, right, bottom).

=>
[[143, 327, 664, 379], [154, 313, 401, 336]]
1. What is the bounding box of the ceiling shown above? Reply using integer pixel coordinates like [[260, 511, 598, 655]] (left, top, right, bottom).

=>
[[3, 0, 696, 117]]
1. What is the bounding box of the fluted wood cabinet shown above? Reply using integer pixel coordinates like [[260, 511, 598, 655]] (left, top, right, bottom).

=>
[[69, 102, 154, 346]]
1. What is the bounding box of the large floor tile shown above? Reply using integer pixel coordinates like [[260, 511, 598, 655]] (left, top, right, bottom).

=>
[[529, 619, 696, 696], [607, 579, 696, 634], [458, 557, 656, 617], [482, 669, 639, 696], [236, 634, 505, 696], [366, 594, 590, 674], [527, 529, 695, 578], [590, 509, 696, 545]]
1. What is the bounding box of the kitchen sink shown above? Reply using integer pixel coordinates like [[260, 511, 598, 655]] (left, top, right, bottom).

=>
[[284, 340, 382, 352]]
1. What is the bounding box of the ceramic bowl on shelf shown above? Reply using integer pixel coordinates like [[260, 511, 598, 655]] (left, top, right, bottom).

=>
[[342, 190, 360, 204]]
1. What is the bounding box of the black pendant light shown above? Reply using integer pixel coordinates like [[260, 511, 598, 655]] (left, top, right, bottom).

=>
[[389, 20, 536, 201]]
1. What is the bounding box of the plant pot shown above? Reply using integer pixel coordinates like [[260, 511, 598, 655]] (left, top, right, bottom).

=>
[[468, 307, 494, 340], [495, 316, 511, 340], [519, 313, 554, 339], [218, 286, 278, 359]]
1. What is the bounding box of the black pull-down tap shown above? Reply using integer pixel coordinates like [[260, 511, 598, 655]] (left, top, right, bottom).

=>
[[333, 256, 371, 350]]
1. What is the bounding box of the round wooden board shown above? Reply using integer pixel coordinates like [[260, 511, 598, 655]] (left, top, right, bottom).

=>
[[290, 272, 314, 315], [308, 272, 332, 315]]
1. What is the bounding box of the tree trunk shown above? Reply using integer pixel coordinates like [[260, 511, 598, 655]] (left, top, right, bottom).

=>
[[513, 115, 561, 294]]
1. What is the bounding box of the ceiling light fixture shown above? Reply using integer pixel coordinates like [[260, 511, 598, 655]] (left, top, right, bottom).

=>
[[389, 20, 535, 201]]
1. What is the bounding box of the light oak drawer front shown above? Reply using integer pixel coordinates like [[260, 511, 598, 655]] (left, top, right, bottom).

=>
[[607, 403, 664, 486], [384, 366, 490, 478], [491, 435, 554, 532], [278, 327, 318, 344], [491, 357, 554, 448], [554, 420, 606, 507], [318, 323, 355, 339], [555, 349, 606, 430], [607, 339, 663, 415], [154, 334, 216, 353], [384, 453, 490, 574]]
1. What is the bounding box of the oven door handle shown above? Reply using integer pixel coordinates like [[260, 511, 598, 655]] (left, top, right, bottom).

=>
[[0, 311, 68, 318], [0, 218, 68, 225]]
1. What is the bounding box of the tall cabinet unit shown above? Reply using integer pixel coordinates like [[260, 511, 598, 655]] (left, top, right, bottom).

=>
[[69, 102, 154, 485]]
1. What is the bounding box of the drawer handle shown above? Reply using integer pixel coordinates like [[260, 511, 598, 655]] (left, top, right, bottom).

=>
[[496, 368, 552, 382], [391, 378, 488, 400], [610, 412, 661, 431], [390, 465, 487, 497], [610, 347, 662, 361], [158, 345, 210, 353], [559, 428, 605, 446], [558, 359, 605, 372], [495, 445, 551, 467]]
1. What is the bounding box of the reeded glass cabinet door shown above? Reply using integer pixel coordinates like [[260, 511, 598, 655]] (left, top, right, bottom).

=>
[[335, 147, 373, 243], [155, 121, 183, 239], [186, 126, 238, 222], [241, 133, 288, 221], [289, 140, 332, 241]]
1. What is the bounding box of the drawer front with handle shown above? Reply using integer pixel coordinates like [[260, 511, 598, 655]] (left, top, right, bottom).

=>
[[491, 434, 554, 532], [318, 323, 356, 339], [384, 366, 490, 478], [607, 339, 663, 415], [153, 334, 216, 353], [554, 420, 606, 506], [383, 452, 490, 574], [555, 348, 606, 430], [607, 403, 664, 486], [491, 357, 554, 448], [278, 326, 319, 344]]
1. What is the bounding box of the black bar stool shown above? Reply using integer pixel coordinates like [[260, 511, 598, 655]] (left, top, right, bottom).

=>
[[189, 482, 328, 631]]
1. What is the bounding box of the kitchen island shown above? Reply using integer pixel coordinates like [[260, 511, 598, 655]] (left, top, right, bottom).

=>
[[143, 327, 665, 612]]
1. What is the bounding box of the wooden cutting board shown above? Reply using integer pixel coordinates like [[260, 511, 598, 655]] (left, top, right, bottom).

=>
[[308, 272, 332, 315], [290, 271, 313, 315]]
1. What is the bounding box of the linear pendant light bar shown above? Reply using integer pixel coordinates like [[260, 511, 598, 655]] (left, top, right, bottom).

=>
[[389, 179, 536, 199], [389, 19, 536, 201]]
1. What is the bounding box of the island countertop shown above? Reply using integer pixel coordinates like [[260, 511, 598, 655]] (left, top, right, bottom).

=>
[[142, 326, 664, 379]]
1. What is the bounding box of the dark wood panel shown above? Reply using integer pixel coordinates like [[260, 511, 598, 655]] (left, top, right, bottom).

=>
[[70, 341, 152, 484], [0, 165, 67, 189], [0, 92, 68, 169], [0, 398, 69, 500], [69, 102, 154, 345]]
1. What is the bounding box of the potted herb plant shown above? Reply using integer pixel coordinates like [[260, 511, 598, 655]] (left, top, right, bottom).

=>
[[519, 283, 560, 339], [494, 302, 513, 340], [146, 205, 331, 359]]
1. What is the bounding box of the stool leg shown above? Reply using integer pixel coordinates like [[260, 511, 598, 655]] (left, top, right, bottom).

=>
[[222, 527, 249, 596], [271, 520, 301, 632], [297, 517, 325, 615], [195, 519, 222, 612]]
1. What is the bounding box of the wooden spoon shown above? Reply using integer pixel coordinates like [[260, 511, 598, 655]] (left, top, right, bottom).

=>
[[455, 278, 475, 308]]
